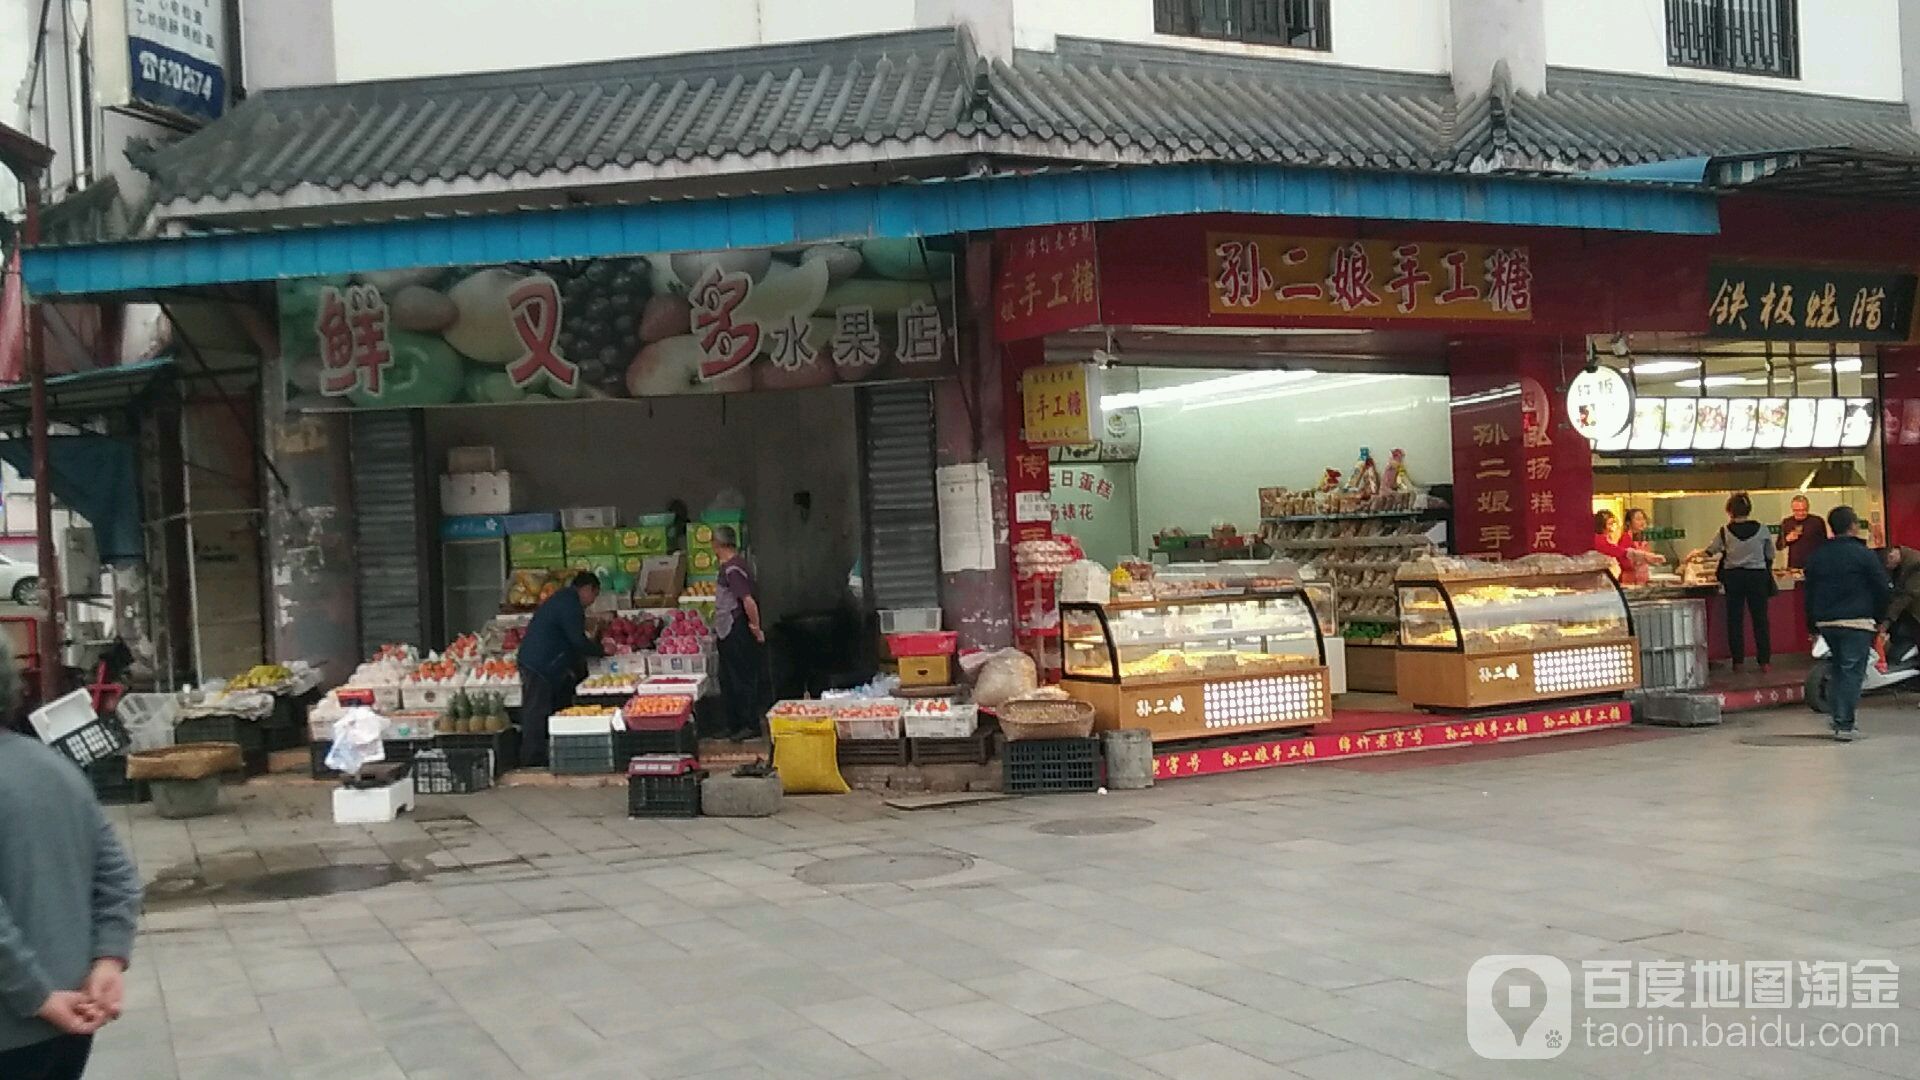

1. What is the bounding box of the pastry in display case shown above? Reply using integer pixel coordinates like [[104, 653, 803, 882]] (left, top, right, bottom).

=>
[[1061, 591, 1332, 742], [1395, 553, 1638, 708]]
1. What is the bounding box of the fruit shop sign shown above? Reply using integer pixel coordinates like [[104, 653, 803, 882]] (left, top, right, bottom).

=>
[[277, 239, 958, 410]]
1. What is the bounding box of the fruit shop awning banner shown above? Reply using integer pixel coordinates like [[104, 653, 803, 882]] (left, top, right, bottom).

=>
[[276, 240, 957, 410]]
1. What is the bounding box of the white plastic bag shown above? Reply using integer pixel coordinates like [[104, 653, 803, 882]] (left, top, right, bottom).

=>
[[1058, 560, 1111, 604], [325, 707, 389, 775], [970, 648, 1039, 709]]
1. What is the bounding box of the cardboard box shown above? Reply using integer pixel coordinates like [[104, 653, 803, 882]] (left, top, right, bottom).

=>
[[636, 553, 685, 603], [509, 532, 564, 565], [440, 515, 505, 541], [440, 472, 519, 516], [616, 525, 670, 555], [502, 512, 561, 535], [562, 506, 619, 530], [565, 528, 617, 556], [447, 446, 499, 473]]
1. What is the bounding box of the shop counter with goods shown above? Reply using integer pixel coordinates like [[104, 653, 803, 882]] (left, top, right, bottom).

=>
[[1394, 553, 1640, 709], [1059, 586, 1332, 743]]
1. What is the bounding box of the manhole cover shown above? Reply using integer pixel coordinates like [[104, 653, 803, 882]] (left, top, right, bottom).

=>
[[1739, 734, 1841, 747], [1033, 816, 1155, 836], [230, 864, 413, 900], [794, 852, 971, 886]]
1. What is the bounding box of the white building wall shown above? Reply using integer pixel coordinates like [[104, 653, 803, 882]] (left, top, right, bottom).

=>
[[328, 0, 917, 83], [1545, 0, 1905, 101], [1012, 0, 1451, 72]]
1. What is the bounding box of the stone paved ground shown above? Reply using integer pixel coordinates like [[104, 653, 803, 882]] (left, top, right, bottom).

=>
[[86, 702, 1920, 1080]]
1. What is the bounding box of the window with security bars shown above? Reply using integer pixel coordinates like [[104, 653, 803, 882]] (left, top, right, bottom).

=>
[[1153, 0, 1332, 50], [1666, 0, 1799, 78]]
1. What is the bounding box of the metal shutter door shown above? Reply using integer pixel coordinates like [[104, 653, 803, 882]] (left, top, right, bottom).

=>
[[860, 384, 941, 610], [350, 412, 428, 650]]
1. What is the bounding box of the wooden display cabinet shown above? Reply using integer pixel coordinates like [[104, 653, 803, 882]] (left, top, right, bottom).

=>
[[1394, 566, 1639, 709], [1059, 593, 1333, 742]]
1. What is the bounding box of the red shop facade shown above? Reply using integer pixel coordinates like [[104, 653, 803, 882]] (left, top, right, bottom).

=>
[[992, 196, 1920, 674]]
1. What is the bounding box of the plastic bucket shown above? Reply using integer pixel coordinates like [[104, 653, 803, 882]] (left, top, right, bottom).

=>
[[150, 777, 222, 819]]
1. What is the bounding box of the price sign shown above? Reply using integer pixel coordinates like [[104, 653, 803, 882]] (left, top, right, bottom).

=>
[[1021, 363, 1101, 446]]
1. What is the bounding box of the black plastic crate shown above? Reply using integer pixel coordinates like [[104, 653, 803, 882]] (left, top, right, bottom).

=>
[[836, 737, 908, 767], [80, 754, 148, 806], [436, 728, 521, 776], [616, 724, 697, 759], [910, 731, 995, 766], [1003, 737, 1103, 795], [176, 715, 268, 752], [413, 748, 494, 795], [627, 770, 705, 818], [309, 741, 341, 780], [48, 718, 131, 769], [549, 733, 617, 775]]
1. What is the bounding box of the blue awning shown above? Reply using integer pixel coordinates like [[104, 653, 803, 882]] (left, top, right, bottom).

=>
[[1582, 148, 1920, 201], [22, 163, 1718, 298]]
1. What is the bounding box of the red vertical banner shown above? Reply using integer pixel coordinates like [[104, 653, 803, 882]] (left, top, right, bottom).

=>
[[1002, 339, 1057, 637], [1451, 344, 1594, 559], [996, 224, 1100, 342], [1450, 369, 1526, 559], [1882, 346, 1920, 548]]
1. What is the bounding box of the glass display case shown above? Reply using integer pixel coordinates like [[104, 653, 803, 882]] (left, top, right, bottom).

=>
[[1060, 592, 1332, 742], [1394, 566, 1638, 708]]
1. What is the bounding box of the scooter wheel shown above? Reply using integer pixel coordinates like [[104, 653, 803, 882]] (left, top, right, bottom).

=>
[[1804, 662, 1832, 715]]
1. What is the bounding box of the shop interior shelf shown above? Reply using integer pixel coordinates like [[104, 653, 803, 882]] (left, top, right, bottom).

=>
[[1262, 510, 1424, 524]]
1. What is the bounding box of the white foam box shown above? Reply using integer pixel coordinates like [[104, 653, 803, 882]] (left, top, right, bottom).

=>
[[28, 689, 97, 744], [549, 713, 619, 736], [440, 471, 520, 516], [447, 446, 499, 473], [401, 683, 462, 712], [332, 776, 416, 824]]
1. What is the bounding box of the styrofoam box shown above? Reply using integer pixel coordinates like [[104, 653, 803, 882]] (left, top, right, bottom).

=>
[[588, 654, 652, 677], [561, 506, 619, 530], [905, 706, 979, 740], [630, 676, 712, 699], [383, 716, 443, 741], [878, 608, 942, 634], [29, 689, 96, 744], [440, 471, 519, 516], [650, 650, 715, 677], [549, 713, 620, 736], [447, 446, 499, 473], [835, 716, 903, 741], [333, 777, 416, 824], [401, 684, 462, 712]]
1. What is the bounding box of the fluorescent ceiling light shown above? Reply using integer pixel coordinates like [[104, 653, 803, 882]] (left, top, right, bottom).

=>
[[1632, 359, 1700, 376], [1102, 368, 1318, 411], [1813, 359, 1864, 373], [1676, 375, 1761, 389]]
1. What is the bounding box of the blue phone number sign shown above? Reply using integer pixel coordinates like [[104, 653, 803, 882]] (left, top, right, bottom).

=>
[[129, 37, 225, 121]]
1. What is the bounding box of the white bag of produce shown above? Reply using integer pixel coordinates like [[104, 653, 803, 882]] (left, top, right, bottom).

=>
[[1058, 560, 1111, 605], [970, 649, 1039, 710]]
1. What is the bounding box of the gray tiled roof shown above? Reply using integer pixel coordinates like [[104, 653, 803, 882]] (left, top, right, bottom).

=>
[[988, 40, 1465, 170], [74, 28, 1920, 236], [1495, 68, 1920, 170], [144, 27, 986, 202]]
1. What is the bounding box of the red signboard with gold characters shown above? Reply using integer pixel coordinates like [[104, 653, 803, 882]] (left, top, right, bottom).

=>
[[996, 224, 1100, 341], [1207, 234, 1534, 321], [1151, 701, 1631, 780]]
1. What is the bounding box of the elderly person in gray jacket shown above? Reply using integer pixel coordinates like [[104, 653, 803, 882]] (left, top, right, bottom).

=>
[[0, 649, 143, 1080]]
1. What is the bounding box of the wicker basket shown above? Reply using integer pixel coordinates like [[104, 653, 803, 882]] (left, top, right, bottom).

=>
[[126, 743, 244, 782], [996, 698, 1096, 741]]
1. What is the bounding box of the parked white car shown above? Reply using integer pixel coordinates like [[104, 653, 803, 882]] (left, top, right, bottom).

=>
[[0, 555, 40, 606]]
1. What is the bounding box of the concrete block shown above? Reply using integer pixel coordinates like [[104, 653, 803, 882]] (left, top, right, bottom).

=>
[[1636, 691, 1722, 727], [699, 774, 783, 817]]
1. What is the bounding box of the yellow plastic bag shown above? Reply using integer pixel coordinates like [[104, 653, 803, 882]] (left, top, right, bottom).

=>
[[770, 717, 850, 794]]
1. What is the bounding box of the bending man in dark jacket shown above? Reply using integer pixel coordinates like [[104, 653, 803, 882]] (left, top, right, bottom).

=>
[[0, 646, 143, 1079], [1803, 506, 1892, 741], [1879, 546, 1920, 662], [516, 572, 604, 767]]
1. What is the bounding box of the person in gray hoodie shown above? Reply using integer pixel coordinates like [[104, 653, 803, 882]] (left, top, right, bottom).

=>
[[0, 648, 143, 1080], [1695, 492, 1776, 673]]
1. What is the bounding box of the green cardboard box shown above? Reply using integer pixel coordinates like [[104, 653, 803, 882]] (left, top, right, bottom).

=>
[[565, 528, 616, 557], [616, 525, 669, 555], [509, 532, 564, 565]]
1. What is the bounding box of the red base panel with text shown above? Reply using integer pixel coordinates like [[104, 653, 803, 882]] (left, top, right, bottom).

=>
[[1151, 700, 1632, 781]]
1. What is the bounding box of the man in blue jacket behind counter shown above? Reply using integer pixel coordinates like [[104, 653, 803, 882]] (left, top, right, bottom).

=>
[[517, 572, 604, 767]]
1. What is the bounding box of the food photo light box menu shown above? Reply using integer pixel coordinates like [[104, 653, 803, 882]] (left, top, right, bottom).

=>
[[1598, 397, 1872, 453]]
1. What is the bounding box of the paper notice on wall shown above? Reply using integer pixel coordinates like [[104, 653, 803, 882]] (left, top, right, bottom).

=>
[[936, 462, 996, 573], [1014, 490, 1053, 526]]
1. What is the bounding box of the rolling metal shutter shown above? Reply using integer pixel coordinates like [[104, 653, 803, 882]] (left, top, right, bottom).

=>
[[349, 412, 429, 651], [859, 384, 941, 610]]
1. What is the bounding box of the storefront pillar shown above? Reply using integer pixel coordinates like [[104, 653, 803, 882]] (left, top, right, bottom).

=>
[[933, 237, 1016, 650], [1000, 338, 1056, 649], [1881, 345, 1920, 548], [1449, 338, 1594, 558]]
